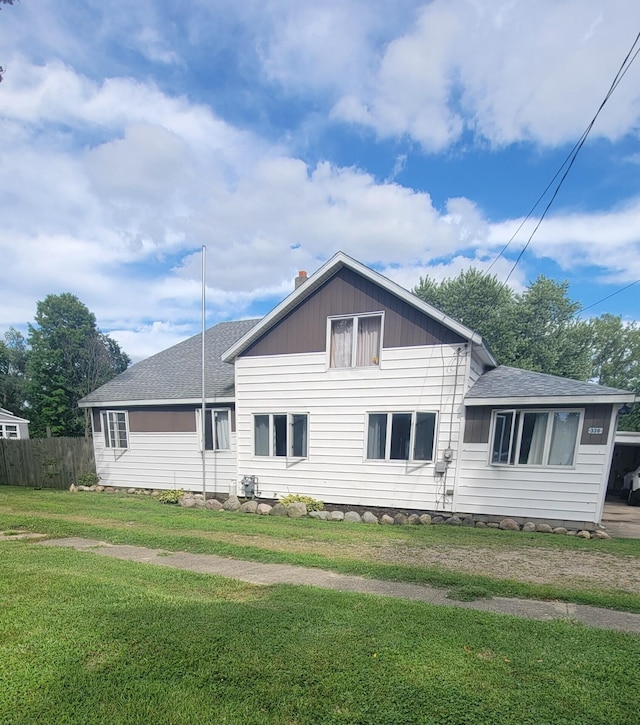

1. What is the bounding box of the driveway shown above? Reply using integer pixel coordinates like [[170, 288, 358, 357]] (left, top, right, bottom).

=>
[[602, 499, 640, 539]]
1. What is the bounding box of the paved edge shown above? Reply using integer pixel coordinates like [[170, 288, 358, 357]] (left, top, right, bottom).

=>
[[37, 537, 640, 634]]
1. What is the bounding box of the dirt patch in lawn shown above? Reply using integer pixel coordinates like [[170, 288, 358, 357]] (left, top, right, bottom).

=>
[[374, 543, 640, 594]]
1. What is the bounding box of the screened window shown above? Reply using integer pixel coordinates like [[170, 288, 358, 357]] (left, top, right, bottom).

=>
[[203, 409, 230, 451], [0, 424, 19, 439], [366, 412, 436, 462], [330, 314, 381, 368], [102, 411, 128, 449], [254, 414, 308, 458], [491, 409, 580, 467]]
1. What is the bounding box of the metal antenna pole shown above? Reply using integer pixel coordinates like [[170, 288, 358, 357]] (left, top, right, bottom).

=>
[[201, 245, 207, 500]]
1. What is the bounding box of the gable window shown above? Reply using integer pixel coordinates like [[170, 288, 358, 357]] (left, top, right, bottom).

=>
[[330, 314, 381, 368], [201, 409, 230, 451], [491, 409, 580, 467], [0, 424, 19, 439], [366, 412, 436, 462], [102, 411, 128, 449], [254, 413, 308, 458]]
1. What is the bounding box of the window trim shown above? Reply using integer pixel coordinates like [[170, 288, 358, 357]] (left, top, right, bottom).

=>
[[489, 408, 582, 469], [196, 408, 232, 452], [101, 410, 129, 450], [326, 312, 384, 369], [253, 413, 309, 459], [0, 423, 20, 439], [365, 411, 438, 463]]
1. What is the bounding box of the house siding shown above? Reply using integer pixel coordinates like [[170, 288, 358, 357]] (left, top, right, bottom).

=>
[[234, 343, 472, 510], [244, 267, 465, 357], [91, 407, 237, 493]]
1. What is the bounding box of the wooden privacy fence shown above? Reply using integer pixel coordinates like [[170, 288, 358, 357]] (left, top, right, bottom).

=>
[[0, 437, 96, 489]]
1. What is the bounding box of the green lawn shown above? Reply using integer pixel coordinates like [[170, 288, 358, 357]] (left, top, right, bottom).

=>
[[1, 541, 639, 725], [1, 487, 639, 612]]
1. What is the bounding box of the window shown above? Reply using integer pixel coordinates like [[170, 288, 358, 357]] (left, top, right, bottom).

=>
[[102, 411, 128, 449], [366, 412, 436, 462], [491, 409, 580, 467], [330, 314, 381, 368], [254, 414, 308, 458], [0, 424, 19, 439], [202, 409, 230, 451]]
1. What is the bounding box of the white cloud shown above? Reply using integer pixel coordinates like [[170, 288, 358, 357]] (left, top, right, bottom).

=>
[[326, 0, 640, 149]]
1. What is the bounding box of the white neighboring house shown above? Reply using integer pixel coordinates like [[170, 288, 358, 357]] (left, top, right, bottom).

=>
[[0, 408, 30, 439], [79, 252, 636, 527]]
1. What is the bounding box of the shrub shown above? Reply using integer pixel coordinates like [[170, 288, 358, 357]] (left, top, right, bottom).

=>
[[279, 494, 324, 511], [76, 472, 100, 488], [158, 489, 185, 504]]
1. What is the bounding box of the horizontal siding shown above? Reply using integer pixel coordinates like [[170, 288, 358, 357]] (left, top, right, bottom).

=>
[[93, 432, 237, 494], [455, 442, 608, 522], [235, 345, 468, 511]]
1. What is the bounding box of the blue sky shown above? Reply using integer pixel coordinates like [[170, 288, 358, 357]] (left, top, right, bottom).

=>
[[1, 0, 639, 360]]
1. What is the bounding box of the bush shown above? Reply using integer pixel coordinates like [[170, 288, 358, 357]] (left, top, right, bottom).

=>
[[279, 494, 324, 511], [76, 472, 100, 487], [158, 489, 185, 504]]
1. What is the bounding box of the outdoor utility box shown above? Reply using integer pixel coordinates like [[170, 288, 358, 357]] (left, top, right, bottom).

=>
[[241, 475, 259, 498]]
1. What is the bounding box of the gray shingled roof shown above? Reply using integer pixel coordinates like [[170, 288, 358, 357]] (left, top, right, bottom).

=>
[[466, 365, 633, 401], [79, 319, 259, 405]]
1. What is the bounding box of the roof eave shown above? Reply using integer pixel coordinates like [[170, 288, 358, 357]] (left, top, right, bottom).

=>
[[465, 394, 636, 406], [78, 396, 236, 408]]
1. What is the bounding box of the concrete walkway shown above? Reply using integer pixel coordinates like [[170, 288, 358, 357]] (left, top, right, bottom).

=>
[[39, 537, 640, 634]]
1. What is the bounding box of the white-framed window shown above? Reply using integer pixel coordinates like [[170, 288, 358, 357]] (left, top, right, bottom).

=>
[[490, 409, 581, 467], [197, 409, 231, 451], [366, 411, 437, 462], [101, 411, 129, 449], [0, 424, 19, 439], [254, 413, 308, 458], [328, 313, 382, 368]]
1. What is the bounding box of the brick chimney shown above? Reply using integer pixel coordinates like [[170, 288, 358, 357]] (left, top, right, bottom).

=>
[[295, 270, 308, 289]]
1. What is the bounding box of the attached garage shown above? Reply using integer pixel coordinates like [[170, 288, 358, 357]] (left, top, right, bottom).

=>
[[608, 431, 640, 500]]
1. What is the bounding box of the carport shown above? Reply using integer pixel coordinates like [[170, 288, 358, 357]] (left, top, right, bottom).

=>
[[607, 431, 640, 498]]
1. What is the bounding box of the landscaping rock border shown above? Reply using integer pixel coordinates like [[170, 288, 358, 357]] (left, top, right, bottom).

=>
[[69, 485, 611, 540]]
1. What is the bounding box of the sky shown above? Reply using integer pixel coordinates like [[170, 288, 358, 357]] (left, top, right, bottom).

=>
[[1, 0, 639, 362]]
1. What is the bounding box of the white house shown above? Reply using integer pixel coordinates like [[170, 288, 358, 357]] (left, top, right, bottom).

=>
[[79, 253, 635, 527], [0, 408, 30, 439]]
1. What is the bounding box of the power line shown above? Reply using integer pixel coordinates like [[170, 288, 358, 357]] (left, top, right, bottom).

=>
[[578, 279, 640, 315], [487, 31, 640, 285]]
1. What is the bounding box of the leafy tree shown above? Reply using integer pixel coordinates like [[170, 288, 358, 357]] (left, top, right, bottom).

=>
[[415, 271, 592, 379], [589, 314, 640, 431], [0, 327, 28, 414], [27, 293, 130, 437], [512, 276, 592, 381]]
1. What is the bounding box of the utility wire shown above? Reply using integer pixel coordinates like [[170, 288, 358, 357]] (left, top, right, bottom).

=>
[[579, 279, 640, 314], [487, 31, 640, 284]]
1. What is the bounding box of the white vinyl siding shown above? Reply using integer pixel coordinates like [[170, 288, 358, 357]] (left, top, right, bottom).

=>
[[92, 429, 238, 494], [235, 344, 469, 510], [456, 405, 619, 525]]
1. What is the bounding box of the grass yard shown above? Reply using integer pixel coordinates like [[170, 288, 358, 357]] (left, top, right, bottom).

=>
[[1, 541, 639, 725], [1, 487, 640, 612]]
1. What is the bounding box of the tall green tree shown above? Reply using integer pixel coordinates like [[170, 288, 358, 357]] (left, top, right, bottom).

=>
[[589, 314, 640, 431], [27, 293, 130, 437], [0, 327, 28, 415], [414, 271, 590, 380], [414, 269, 518, 363]]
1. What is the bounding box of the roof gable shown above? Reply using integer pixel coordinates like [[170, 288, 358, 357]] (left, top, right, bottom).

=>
[[223, 252, 497, 365]]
